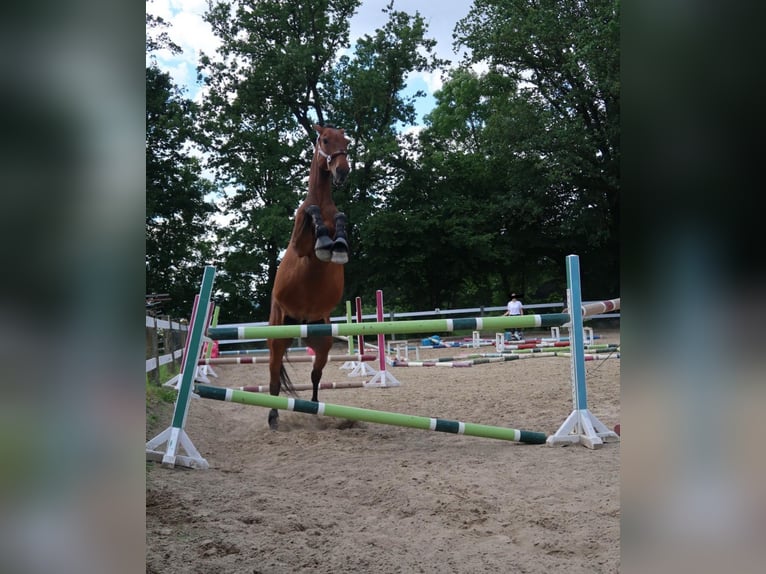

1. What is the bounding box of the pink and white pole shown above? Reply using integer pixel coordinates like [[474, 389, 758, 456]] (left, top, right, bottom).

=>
[[164, 295, 211, 391], [356, 296, 364, 353], [365, 290, 401, 388], [195, 303, 219, 383], [344, 296, 377, 377]]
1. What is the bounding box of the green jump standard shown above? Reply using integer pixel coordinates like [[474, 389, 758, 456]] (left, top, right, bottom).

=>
[[195, 384, 548, 445]]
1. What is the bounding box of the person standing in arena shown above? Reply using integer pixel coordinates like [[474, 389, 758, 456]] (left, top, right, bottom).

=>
[[503, 293, 524, 341]]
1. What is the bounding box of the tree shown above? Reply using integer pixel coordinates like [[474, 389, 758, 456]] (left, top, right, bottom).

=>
[[325, 2, 448, 301], [454, 0, 620, 298], [146, 8, 181, 57], [146, 11, 217, 318], [198, 0, 446, 321], [202, 0, 360, 135], [198, 0, 362, 321], [362, 67, 558, 310]]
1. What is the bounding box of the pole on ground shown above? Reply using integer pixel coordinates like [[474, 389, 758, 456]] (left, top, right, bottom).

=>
[[195, 384, 547, 445]]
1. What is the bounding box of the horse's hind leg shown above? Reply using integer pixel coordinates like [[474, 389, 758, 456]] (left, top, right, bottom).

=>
[[307, 335, 333, 402], [267, 337, 291, 430]]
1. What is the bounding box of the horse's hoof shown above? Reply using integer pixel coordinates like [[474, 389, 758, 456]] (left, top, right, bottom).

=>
[[315, 236, 333, 262], [315, 247, 333, 262], [331, 250, 348, 264], [331, 238, 348, 264], [268, 410, 279, 431]]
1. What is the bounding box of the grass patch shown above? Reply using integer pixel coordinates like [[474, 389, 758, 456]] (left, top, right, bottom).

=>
[[146, 364, 179, 432], [146, 361, 181, 387]]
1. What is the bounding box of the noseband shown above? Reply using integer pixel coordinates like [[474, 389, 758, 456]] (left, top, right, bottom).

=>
[[315, 135, 348, 168]]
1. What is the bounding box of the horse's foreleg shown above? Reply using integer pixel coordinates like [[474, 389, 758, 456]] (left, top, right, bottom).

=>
[[310, 369, 322, 403], [308, 336, 332, 402], [331, 212, 349, 264], [306, 205, 333, 262]]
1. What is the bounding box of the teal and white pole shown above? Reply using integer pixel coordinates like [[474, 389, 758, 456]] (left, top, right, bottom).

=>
[[146, 265, 216, 468], [568, 255, 588, 412], [546, 255, 619, 449]]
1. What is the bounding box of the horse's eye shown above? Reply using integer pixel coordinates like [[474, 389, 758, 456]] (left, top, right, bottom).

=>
[[323, 138, 329, 145]]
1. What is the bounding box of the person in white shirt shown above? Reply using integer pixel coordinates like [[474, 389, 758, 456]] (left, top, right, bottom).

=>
[[502, 293, 524, 341]]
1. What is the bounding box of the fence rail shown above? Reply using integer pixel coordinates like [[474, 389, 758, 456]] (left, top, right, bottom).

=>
[[145, 315, 189, 384]]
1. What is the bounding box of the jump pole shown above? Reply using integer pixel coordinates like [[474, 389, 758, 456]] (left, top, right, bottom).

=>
[[146, 265, 216, 469], [163, 298, 217, 390], [344, 296, 377, 377], [207, 312, 571, 340], [356, 296, 364, 353], [237, 380, 367, 393], [365, 290, 401, 388], [346, 300, 354, 355], [197, 354, 378, 366], [546, 255, 620, 449], [219, 346, 310, 356], [196, 304, 220, 383], [161, 294, 200, 391], [195, 384, 547, 444], [339, 300, 356, 371]]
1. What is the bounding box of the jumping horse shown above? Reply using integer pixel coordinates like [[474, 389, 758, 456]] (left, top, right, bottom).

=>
[[267, 124, 351, 430]]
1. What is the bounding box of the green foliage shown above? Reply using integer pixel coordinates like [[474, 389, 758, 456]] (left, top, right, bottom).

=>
[[145, 372, 177, 431], [146, 10, 181, 57], [146, 0, 620, 321], [452, 0, 619, 299], [196, 0, 447, 319], [145, 64, 218, 318]]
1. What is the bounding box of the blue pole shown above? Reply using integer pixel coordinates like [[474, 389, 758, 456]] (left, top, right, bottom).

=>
[[565, 255, 588, 410]]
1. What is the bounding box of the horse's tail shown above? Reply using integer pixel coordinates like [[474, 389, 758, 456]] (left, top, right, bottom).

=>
[[279, 355, 298, 397]]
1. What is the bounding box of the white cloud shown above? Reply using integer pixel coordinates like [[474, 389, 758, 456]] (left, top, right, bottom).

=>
[[470, 60, 489, 77], [147, 0, 220, 97], [410, 69, 445, 95], [169, 7, 220, 59]]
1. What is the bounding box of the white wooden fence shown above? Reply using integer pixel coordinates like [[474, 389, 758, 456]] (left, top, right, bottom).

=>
[[146, 315, 188, 384]]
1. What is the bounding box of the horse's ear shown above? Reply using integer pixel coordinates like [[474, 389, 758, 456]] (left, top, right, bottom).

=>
[[313, 124, 323, 134]]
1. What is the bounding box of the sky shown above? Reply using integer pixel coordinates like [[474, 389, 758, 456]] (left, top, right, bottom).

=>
[[146, 0, 475, 126]]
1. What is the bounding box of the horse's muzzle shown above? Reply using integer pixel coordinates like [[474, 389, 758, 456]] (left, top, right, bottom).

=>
[[333, 166, 349, 186]]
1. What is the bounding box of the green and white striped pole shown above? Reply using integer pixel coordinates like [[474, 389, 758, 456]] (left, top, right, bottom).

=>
[[208, 313, 569, 341], [195, 384, 548, 444]]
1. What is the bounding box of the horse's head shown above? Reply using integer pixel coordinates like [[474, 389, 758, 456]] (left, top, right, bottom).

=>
[[314, 124, 350, 186]]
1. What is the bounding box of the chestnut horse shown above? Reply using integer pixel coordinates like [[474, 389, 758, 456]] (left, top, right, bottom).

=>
[[267, 124, 351, 430]]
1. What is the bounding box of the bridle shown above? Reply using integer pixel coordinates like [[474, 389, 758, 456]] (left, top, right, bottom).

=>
[[315, 134, 348, 168]]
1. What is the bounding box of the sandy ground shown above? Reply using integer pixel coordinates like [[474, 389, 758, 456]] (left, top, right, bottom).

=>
[[146, 329, 620, 573]]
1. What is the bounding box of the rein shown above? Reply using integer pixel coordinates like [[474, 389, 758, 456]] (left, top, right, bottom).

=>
[[315, 135, 348, 168]]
